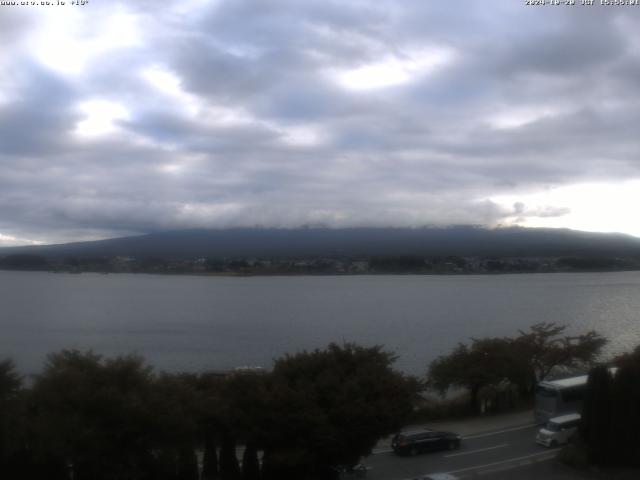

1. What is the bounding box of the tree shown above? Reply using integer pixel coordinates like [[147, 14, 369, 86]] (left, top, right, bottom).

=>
[[176, 446, 199, 480], [31, 350, 161, 480], [579, 353, 640, 467], [0, 359, 21, 399], [219, 430, 241, 480], [260, 343, 417, 479], [201, 431, 219, 480], [216, 373, 270, 480], [580, 365, 613, 465], [151, 373, 202, 480], [609, 360, 640, 466], [514, 322, 607, 391], [1, 359, 23, 476], [241, 443, 261, 480], [194, 371, 238, 480], [427, 337, 522, 412], [427, 323, 607, 411], [612, 344, 640, 369]]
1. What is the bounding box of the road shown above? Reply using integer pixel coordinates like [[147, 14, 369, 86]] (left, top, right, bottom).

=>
[[363, 422, 558, 479]]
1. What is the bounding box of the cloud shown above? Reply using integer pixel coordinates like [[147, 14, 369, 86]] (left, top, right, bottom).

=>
[[0, 232, 42, 247], [2, 0, 640, 244], [510, 202, 572, 222]]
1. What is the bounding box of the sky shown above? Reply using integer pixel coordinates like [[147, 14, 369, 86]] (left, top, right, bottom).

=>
[[2, 0, 640, 246]]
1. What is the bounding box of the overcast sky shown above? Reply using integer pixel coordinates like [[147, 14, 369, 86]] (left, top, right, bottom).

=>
[[2, 0, 640, 246]]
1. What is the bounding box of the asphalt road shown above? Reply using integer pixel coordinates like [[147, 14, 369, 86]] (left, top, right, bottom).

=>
[[363, 422, 557, 480]]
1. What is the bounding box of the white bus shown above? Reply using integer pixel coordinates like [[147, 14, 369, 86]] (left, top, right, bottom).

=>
[[534, 374, 588, 424], [534, 368, 617, 423]]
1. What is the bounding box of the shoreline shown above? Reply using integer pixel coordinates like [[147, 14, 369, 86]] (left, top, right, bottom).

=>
[[2, 267, 640, 277]]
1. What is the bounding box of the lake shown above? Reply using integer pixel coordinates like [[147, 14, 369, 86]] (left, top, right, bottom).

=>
[[1, 270, 639, 376]]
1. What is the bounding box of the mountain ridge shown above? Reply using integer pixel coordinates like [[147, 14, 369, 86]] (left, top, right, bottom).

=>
[[2, 226, 640, 260]]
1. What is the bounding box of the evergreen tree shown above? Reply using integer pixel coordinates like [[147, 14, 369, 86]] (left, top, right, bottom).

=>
[[610, 363, 640, 466], [177, 446, 199, 480], [219, 431, 241, 480], [580, 365, 612, 465], [241, 443, 261, 480], [154, 448, 179, 480], [201, 432, 219, 480], [580, 350, 640, 468]]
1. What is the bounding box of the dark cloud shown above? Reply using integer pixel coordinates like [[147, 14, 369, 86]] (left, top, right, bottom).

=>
[[0, 65, 79, 155], [1, 0, 640, 244]]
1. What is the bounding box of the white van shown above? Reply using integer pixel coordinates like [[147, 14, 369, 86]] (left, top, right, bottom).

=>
[[536, 412, 581, 447]]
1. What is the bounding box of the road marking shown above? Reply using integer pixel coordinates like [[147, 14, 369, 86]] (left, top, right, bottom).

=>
[[443, 443, 508, 458], [445, 450, 556, 475], [463, 423, 537, 440], [372, 448, 393, 455]]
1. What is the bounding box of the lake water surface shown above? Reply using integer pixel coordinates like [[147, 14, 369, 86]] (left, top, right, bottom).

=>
[[1, 270, 639, 376]]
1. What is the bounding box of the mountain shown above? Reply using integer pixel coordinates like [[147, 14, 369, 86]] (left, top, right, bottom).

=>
[[2, 226, 640, 260]]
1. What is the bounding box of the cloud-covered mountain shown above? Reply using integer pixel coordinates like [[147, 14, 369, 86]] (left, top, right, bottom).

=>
[[2, 226, 640, 260]]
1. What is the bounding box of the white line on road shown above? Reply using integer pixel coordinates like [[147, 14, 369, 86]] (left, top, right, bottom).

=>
[[463, 423, 537, 440], [443, 443, 508, 458], [372, 448, 393, 455], [445, 450, 556, 475]]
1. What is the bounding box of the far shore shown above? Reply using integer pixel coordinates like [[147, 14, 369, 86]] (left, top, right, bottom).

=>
[[2, 266, 640, 277]]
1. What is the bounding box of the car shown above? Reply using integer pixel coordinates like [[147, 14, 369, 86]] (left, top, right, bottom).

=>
[[536, 412, 581, 447], [391, 428, 462, 456]]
